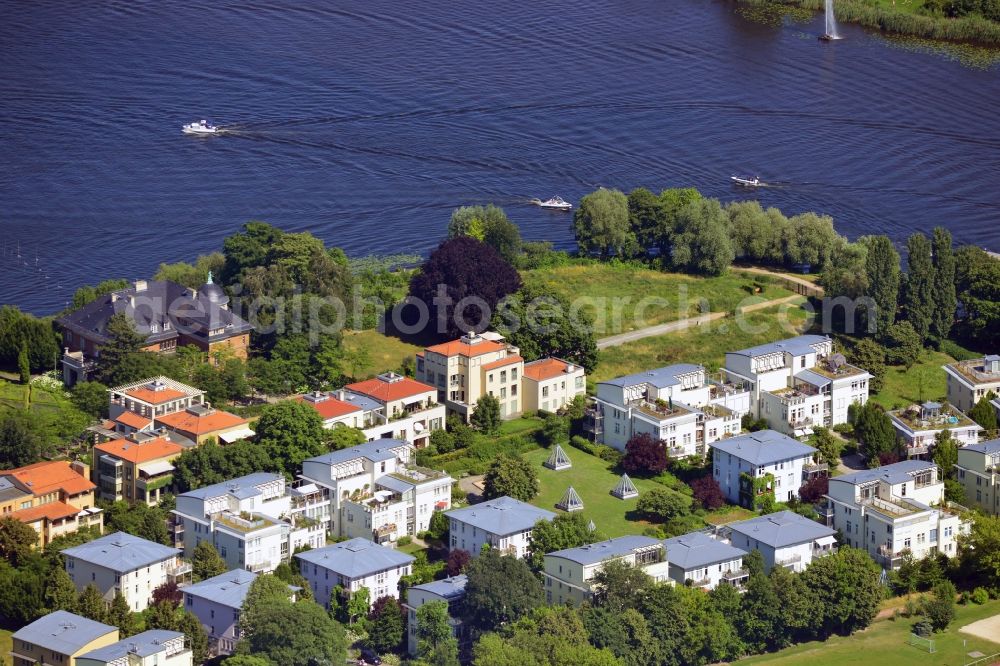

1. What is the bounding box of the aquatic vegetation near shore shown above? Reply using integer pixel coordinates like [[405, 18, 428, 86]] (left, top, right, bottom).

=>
[[738, 0, 1000, 44], [737, 2, 814, 27], [879, 33, 1000, 68]]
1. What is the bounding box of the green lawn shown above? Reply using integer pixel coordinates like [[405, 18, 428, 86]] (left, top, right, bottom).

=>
[[0, 629, 11, 663], [522, 263, 792, 338], [522, 446, 662, 537], [341, 329, 422, 380], [740, 599, 1000, 666], [593, 300, 813, 382], [869, 350, 956, 411]]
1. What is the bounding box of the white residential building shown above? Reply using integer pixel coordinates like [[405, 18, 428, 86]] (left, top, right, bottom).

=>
[[296, 537, 414, 610], [182, 569, 298, 655], [445, 496, 556, 559], [173, 473, 328, 573], [888, 401, 982, 459], [944, 355, 1000, 414], [825, 460, 967, 568], [724, 511, 837, 573], [589, 364, 748, 456], [711, 430, 821, 507], [542, 536, 670, 606], [723, 335, 871, 437], [62, 532, 189, 612], [663, 531, 748, 590], [403, 575, 468, 657], [955, 438, 1000, 515], [301, 440, 453, 545], [77, 630, 191, 666]]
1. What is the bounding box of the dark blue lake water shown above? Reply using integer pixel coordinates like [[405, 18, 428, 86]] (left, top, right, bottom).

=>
[[2, 0, 999, 314]]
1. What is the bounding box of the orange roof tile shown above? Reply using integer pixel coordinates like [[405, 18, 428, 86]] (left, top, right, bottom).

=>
[[12, 501, 80, 524], [295, 395, 362, 420], [115, 410, 153, 430], [125, 387, 188, 405], [95, 436, 182, 464], [523, 358, 573, 382], [425, 338, 505, 358], [347, 377, 437, 403], [155, 409, 249, 436], [7, 461, 96, 498], [482, 355, 524, 371]]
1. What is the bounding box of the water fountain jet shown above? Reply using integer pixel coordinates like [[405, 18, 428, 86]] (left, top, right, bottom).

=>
[[819, 0, 842, 41]]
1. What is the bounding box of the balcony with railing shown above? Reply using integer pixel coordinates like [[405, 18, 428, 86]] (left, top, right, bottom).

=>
[[722, 568, 750, 587]]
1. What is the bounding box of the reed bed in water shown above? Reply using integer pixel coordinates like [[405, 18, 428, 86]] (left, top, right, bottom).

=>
[[739, 0, 1000, 44]]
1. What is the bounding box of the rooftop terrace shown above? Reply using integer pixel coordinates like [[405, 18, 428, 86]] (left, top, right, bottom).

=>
[[889, 403, 976, 432]]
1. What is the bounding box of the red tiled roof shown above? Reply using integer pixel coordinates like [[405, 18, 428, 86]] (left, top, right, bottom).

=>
[[523, 358, 573, 382], [424, 338, 505, 358], [347, 377, 436, 403], [95, 436, 182, 464], [482, 355, 524, 371], [12, 501, 80, 524], [155, 409, 249, 436], [115, 410, 153, 430], [295, 395, 362, 420], [125, 387, 188, 404], [6, 461, 96, 498]]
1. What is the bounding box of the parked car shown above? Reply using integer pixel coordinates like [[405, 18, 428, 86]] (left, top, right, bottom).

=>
[[357, 648, 382, 665]]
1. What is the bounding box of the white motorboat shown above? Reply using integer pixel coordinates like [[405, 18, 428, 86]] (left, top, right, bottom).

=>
[[531, 196, 573, 210], [182, 120, 219, 135], [730, 175, 762, 187]]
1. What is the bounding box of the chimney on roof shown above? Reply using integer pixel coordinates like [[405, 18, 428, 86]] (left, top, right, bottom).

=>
[[134, 279, 147, 293], [566, 363, 575, 373], [70, 461, 89, 479]]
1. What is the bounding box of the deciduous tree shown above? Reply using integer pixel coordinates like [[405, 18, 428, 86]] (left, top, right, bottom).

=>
[[253, 401, 326, 477], [592, 559, 653, 614], [670, 198, 734, 275], [969, 396, 999, 434], [690, 475, 725, 510], [572, 188, 636, 259], [44, 565, 77, 613], [800, 547, 882, 636], [192, 541, 228, 581], [635, 487, 692, 523], [416, 600, 461, 666], [482, 454, 539, 502], [76, 584, 108, 623], [446, 549, 472, 576], [621, 433, 668, 476], [0, 516, 39, 565], [366, 596, 404, 654], [527, 513, 602, 571], [463, 549, 543, 633], [470, 394, 502, 435], [408, 236, 522, 341]]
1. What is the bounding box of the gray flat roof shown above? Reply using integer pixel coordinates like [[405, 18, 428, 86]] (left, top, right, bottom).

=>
[[296, 538, 414, 578], [306, 439, 410, 467], [547, 535, 661, 566], [795, 369, 831, 388], [376, 474, 415, 494], [964, 437, 1000, 455], [730, 334, 830, 359], [727, 510, 835, 548], [182, 569, 260, 609], [62, 532, 179, 573], [832, 460, 935, 487], [711, 430, 816, 466], [78, 629, 183, 660], [410, 574, 468, 601], [664, 531, 747, 569], [13, 610, 116, 655], [445, 496, 555, 536], [598, 363, 703, 389], [178, 472, 282, 501]]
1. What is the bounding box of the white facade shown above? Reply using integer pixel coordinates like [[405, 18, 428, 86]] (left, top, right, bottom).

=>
[[711, 430, 819, 507], [543, 537, 670, 606], [446, 496, 556, 559], [403, 575, 467, 657], [173, 473, 328, 573], [724, 511, 837, 573], [301, 440, 452, 545], [888, 402, 982, 459], [296, 538, 413, 610], [77, 630, 191, 666], [591, 364, 747, 456], [662, 531, 748, 590], [944, 355, 1000, 414], [723, 335, 870, 437], [522, 358, 588, 414], [825, 461, 967, 568], [63, 533, 186, 612]]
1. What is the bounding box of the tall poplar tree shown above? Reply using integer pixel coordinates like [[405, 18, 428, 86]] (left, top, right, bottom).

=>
[[903, 233, 935, 342], [861, 235, 900, 339], [931, 227, 957, 340]]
